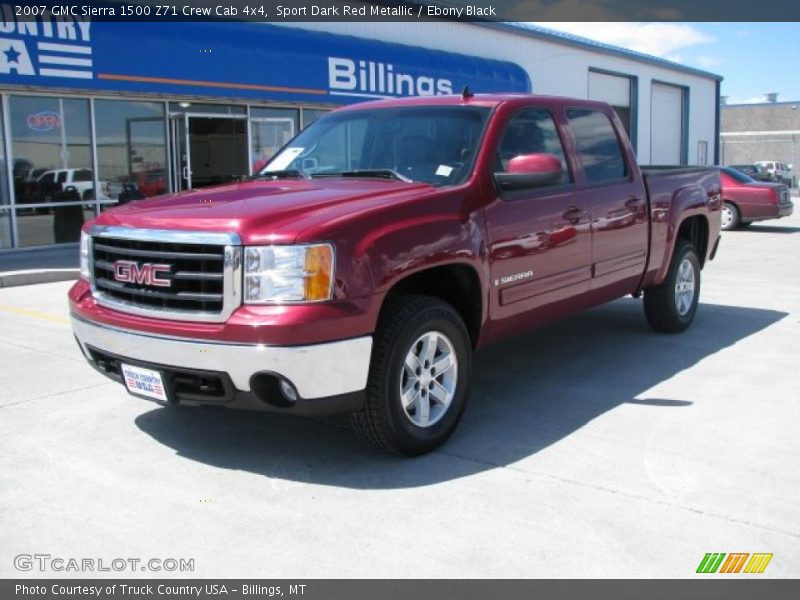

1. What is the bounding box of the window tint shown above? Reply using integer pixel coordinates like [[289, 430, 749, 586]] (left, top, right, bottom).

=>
[[567, 108, 627, 184], [73, 169, 92, 182], [57, 171, 68, 184], [496, 109, 570, 185], [265, 107, 490, 186]]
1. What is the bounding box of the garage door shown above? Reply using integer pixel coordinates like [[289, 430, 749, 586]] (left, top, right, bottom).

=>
[[650, 83, 684, 165], [588, 71, 632, 136]]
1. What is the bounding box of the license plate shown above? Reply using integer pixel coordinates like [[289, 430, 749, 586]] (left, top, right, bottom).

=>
[[120, 363, 168, 402]]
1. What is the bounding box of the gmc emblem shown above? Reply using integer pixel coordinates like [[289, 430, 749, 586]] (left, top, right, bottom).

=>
[[113, 260, 171, 287]]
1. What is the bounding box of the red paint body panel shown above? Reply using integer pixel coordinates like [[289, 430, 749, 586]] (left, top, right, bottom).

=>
[[70, 94, 721, 349], [640, 168, 722, 289]]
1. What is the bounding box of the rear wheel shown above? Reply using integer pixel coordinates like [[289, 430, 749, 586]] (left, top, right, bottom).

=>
[[721, 201, 739, 231], [351, 295, 471, 456], [643, 240, 701, 333]]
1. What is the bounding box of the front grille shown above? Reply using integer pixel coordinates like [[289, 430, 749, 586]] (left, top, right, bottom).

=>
[[92, 236, 226, 314]]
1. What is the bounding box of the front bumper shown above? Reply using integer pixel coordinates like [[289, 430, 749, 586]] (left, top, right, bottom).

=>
[[778, 201, 794, 218], [72, 314, 372, 414]]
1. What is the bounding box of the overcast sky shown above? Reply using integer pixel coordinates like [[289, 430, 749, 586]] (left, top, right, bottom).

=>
[[534, 22, 800, 104]]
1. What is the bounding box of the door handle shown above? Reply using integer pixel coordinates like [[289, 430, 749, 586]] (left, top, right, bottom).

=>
[[182, 166, 190, 180], [562, 206, 586, 224]]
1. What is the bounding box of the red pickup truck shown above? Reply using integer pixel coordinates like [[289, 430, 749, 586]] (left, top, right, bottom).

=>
[[69, 94, 722, 456]]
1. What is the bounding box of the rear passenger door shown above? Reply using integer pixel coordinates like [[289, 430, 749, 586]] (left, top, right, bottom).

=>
[[566, 108, 648, 295], [485, 108, 593, 322]]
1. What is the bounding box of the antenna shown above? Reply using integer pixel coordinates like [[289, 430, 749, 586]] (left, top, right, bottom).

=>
[[462, 86, 473, 100]]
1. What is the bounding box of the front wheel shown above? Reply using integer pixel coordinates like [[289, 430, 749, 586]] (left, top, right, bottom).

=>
[[721, 201, 739, 231], [643, 240, 701, 333], [351, 295, 471, 456]]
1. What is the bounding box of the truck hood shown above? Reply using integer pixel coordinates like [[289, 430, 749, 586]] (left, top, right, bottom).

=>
[[93, 178, 435, 244]]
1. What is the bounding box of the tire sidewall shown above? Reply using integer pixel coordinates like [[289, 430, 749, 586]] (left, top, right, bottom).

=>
[[378, 308, 471, 455], [670, 243, 701, 326]]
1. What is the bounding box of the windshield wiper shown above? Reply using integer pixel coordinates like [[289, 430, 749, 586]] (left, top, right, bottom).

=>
[[312, 169, 412, 182], [250, 169, 309, 180]]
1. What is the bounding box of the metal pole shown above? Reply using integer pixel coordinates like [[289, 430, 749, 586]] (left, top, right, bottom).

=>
[[2, 94, 19, 248], [59, 98, 68, 169]]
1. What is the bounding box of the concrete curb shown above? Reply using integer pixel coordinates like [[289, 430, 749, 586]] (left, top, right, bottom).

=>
[[0, 269, 79, 288]]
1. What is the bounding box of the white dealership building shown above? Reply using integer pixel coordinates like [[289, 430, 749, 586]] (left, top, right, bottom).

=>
[[0, 13, 721, 250]]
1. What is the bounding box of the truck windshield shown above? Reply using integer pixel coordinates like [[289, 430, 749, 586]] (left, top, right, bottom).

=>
[[262, 106, 491, 186]]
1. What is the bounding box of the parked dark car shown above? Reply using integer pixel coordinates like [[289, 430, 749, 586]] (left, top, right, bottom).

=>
[[719, 167, 793, 230], [728, 164, 773, 183]]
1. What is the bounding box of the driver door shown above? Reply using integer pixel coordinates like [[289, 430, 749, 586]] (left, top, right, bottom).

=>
[[484, 108, 593, 324]]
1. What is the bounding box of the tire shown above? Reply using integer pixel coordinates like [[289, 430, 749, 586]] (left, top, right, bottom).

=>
[[351, 295, 472, 456], [643, 240, 701, 333], [721, 201, 739, 231]]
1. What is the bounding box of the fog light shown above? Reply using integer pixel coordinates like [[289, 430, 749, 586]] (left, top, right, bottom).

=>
[[279, 379, 298, 403]]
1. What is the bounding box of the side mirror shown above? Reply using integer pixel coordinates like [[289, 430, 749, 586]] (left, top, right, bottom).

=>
[[494, 153, 564, 191]]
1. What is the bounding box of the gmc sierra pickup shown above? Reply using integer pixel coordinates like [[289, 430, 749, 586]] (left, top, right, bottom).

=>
[[69, 94, 722, 456]]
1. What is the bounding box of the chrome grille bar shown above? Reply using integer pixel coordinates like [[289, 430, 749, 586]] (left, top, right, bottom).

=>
[[88, 225, 242, 323]]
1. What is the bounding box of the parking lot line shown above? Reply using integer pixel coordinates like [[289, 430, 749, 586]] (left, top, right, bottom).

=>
[[0, 302, 70, 325]]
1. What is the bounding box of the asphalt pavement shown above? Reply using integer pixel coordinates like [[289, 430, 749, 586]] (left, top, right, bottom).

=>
[[1, 212, 798, 578]]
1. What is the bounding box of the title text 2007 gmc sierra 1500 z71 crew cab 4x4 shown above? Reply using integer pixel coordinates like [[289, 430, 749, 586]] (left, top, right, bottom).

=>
[[69, 94, 722, 456]]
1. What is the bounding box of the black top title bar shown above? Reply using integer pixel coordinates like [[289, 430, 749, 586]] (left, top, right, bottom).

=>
[[3, 0, 800, 22]]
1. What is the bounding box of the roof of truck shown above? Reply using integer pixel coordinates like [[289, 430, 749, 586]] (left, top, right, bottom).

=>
[[333, 93, 610, 111]]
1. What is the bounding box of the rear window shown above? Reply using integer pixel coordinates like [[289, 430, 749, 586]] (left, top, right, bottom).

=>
[[566, 108, 627, 184], [720, 167, 753, 183]]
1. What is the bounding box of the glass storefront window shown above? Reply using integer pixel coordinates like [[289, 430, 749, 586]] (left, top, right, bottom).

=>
[[0, 210, 11, 249], [249, 107, 299, 174], [9, 95, 92, 246], [169, 102, 246, 116], [301, 109, 330, 129], [94, 99, 168, 204]]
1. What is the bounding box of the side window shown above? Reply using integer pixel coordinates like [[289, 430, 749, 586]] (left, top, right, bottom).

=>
[[566, 108, 628, 184], [73, 169, 92, 182], [495, 108, 570, 185], [57, 171, 68, 184]]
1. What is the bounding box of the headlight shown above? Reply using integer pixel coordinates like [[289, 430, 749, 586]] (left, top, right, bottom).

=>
[[244, 244, 334, 303], [79, 231, 91, 281]]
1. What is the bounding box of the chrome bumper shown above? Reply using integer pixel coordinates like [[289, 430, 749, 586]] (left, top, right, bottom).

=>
[[71, 314, 372, 400]]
